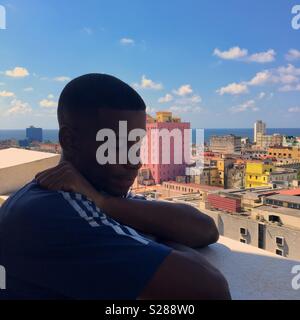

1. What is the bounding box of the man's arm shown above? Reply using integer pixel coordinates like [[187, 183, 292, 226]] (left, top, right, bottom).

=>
[[36, 162, 219, 248], [139, 249, 231, 300], [92, 193, 219, 248]]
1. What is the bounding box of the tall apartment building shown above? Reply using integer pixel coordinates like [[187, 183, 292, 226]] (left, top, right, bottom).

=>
[[141, 111, 190, 184], [256, 132, 283, 149], [254, 120, 266, 143], [26, 126, 43, 142], [210, 135, 241, 154]]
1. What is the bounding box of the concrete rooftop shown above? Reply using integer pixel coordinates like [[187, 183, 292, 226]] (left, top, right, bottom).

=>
[[0, 148, 59, 169], [267, 194, 300, 205]]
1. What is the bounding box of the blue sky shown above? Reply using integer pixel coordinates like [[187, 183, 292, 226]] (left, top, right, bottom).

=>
[[0, 0, 300, 129]]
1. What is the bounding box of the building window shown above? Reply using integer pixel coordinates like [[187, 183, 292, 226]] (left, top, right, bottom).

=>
[[240, 228, 247, 236], [240, 239, 246, 244], [269, 215, 281, 223], [276, 236, 284, 247], [276, 249, 283, 256]]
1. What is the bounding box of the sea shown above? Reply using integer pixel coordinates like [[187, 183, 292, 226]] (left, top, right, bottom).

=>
[[0, 128, 300, 144]]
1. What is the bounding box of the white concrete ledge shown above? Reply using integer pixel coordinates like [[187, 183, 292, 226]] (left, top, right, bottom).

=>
[[197, 237, 300, 300]]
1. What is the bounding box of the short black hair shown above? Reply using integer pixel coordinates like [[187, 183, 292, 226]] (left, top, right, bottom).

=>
[[57, 73, 146, 127]]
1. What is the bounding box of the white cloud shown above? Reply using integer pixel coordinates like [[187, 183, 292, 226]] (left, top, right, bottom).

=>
[[160, 87, 202, 111], [230, 100, 258, 113], [23, 87, 34, 92], [173, 84, 193, 96], [169, 105, 203, 113], [258, 92, 266, 100], [288, 107, 300, 113], [158, 94, 173, 103], [0, 90, 15, 97], [190, 95, 202, 103], [54, 76, 71, 82], [276, 64, 300, 89], [248, 71, 272, 86], [279, 84, 300, 92], [277, 64, 300, 77], [120, 38, 135, 46], [39, 98, 57, 108], [248, 49, 276, 63], [133, 75, 163, 90], [213, 47, 248, 60], [146, 106, 156, 113], [82, 27, 93, 35], [286, 49, 300, 61], [5, 99, 32, 116], [278, 74, 299, 84], [5, 67, 29, 78], [175, 95, 202, 105], [216, 63, 300, 96], [213, 47, 276, 63], [217, 82, 248, 95]]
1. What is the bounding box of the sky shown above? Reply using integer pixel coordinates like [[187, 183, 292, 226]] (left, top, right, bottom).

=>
[[0, 0, 300, 129]]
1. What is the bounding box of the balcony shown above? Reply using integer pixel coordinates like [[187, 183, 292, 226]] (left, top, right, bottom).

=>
[[196, 236, 300, 300]]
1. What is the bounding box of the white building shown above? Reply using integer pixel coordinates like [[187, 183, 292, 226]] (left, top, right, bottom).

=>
[[0, 148, 60, 196], [254, 120, 266, 143]]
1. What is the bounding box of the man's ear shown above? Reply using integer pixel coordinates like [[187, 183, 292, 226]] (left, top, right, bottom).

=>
[[59, 126, 80, 160]]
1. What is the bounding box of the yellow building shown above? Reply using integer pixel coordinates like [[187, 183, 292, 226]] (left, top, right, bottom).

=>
[[216, 158, 235, 188], [156, 111, 172, 123], [245, 161, 274, 188], [268, 147, 300, 161], [146, 111, 182, 124], [156, 111, 182, 123]]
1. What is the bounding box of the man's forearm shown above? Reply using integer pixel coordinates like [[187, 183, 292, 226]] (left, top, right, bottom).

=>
[[91, 193, 219, 248]]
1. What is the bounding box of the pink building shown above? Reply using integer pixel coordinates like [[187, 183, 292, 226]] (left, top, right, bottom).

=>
[[141, 112, 190, 184]]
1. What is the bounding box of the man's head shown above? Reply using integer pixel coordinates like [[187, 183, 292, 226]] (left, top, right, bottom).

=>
[[57, 73, 146, 197]]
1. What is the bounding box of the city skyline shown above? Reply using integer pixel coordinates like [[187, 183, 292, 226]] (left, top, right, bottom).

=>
[[0, 1, 300, 129]]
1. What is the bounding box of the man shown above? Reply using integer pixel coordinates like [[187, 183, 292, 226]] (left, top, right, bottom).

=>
[[0, 74, 230, 300]]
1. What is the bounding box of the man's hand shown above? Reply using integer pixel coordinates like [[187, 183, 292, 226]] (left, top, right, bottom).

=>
[[35, 162, 101, 203]]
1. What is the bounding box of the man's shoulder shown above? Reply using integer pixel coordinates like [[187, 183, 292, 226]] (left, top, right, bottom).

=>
[[0, 181, 71, 226]]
